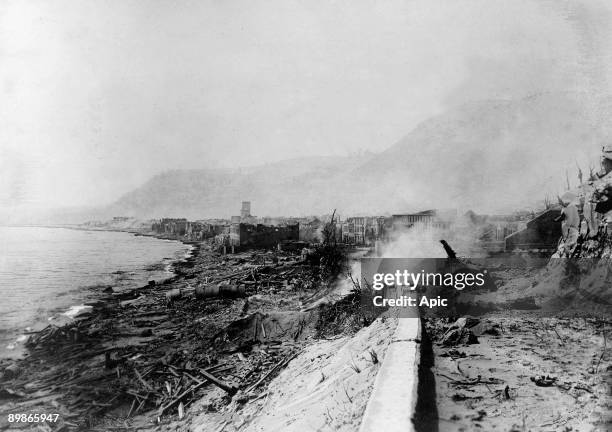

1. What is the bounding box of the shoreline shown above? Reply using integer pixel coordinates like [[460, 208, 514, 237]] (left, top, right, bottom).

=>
[[0, 241, 344, 431], [0, 227, 195, 360]]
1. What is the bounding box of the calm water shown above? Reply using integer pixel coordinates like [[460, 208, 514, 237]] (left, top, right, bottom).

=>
[[0, 226, 192, 357]]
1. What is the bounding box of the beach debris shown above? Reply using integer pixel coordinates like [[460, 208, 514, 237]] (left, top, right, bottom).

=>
[[530, 375, 558, 387], [441, 317, 481, 346], [452, 392, 483, 401], [469, 320, 502, 336], [3, 243, 326, 429], [574, 383, 593, 393], [1, 363, 21, 379], [165, 288, 182, 305], [104, 351, 125, 369], [440, 239, 458, 259], [0, 387, 26, 399], [195, 284, 246, 299], [158, 378, 210, 417], [121, 295, 147, 307], [471, 410, 487, 422], [62, 305, 93, 319], [449, 375, 504, 386], [440, 349, 467, 358]]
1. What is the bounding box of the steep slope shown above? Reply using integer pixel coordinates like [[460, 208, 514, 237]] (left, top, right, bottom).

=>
[[104, 92, 611, 219], [345, 92, 611, 213]]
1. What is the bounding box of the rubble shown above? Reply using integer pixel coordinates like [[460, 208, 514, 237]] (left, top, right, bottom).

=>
[[530, 375, 557, 387], [425, 313, 611, 430], [0, 240, 357, 431], [440, 318, 480, 346]]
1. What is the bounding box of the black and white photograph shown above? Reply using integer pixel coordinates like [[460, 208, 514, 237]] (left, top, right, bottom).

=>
[[1, 1, 611, 431]]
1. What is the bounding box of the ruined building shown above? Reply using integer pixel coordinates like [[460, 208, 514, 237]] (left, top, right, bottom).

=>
[[151, 219, 223, 241], [231, 201, 257, 225], [229, 223, 299, 248], [391, 210, 453, 231], [505, 209, 562, 252], [151, 218, 188, 237], [341, 216, 386, 245], [240, 201, 251, 220], [222, 200, 300, 248]]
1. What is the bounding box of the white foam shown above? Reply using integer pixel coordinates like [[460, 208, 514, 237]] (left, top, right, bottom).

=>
[[62, 304, 93, 319]]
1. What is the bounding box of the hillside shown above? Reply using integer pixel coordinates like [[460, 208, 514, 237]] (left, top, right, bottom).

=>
[[106, 155, 371, 219], [343, 92, 611, 213], [86, 92, 612, 220]]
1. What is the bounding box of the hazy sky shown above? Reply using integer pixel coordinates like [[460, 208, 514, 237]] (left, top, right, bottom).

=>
[[1, 0, 611, 209]]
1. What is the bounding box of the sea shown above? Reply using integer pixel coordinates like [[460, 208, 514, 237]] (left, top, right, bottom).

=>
[[0, 226, 193, 358]]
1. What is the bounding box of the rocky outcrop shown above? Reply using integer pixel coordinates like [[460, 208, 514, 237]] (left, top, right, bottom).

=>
[[553, 171, 612, 258]]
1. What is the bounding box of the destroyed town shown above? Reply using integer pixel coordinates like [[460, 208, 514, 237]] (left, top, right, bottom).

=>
[[1, 1, 611, 432]]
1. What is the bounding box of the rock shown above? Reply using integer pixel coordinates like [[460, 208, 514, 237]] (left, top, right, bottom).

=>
[[0, 388, 25, 399], [440, 349, 466, 358], [2, 363, 21, 379], [120, 295, 147, 307], [449, 316, 480, 331], [441, 327, 479, 346], [464, 331, 479, 344], [62, 305, 93, 319], [530, 375, 557, 387], [443, 316, 502, 343], [470, 320, 501, 336], [165, 289, 182, 305]]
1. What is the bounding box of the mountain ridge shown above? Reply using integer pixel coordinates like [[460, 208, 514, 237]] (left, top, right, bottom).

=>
[[23, 92, 612, 223]]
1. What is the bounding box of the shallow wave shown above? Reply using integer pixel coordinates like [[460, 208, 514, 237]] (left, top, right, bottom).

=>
[[0, 227, 191, 357]]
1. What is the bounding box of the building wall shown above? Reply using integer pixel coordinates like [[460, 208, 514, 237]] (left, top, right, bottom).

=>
[[152, 218, 223, 241], [341, 216, 386, 245], [231, 223, 299, 248], [151, 218, 188, 237], [505, 209, 562, 251], [391, 211, 450, 231], [241, 201, 251, 219]]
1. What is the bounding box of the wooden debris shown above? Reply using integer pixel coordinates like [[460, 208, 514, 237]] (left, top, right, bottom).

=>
[[5, 244, 321, 427], [158, 380, 209, 417], [197, 369, 237, 395]]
